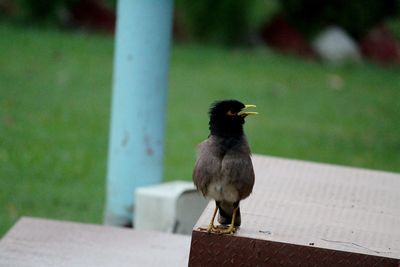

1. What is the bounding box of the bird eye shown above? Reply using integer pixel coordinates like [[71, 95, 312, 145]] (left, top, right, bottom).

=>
[[226, 110, 236, 116]]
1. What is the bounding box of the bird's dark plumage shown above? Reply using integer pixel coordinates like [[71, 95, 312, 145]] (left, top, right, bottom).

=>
[[193, 100, 256, 233]]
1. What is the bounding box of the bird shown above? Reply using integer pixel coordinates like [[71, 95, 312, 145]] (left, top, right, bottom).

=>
[[193, 100, 257, 234]]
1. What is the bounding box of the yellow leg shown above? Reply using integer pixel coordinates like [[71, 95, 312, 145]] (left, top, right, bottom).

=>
[[207, 205, 218, 232], [215, 207, 238, 235], [198, 205, 218, 232]]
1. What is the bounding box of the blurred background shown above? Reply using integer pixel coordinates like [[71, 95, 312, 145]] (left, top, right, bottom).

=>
[[1, 0, 399, 236]]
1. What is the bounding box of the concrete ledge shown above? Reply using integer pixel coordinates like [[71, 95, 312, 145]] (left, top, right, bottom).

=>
[[189, 155, 400, 266], [0, 217, 190, 267]]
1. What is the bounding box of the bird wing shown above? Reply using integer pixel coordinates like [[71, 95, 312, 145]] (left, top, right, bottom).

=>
[[192, 139, 221, 196], [220, 143, 255, 200]]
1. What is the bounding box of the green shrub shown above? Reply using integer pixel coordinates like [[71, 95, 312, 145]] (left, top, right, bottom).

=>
[[176, 0, 251, 45], [280, 0, 399, 38], [14, 0, 74, 25]]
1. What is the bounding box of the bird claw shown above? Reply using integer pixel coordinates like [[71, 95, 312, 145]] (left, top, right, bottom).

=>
[[197, 223, 217, 233], [197, 227, 212, 233], [197, 205, 239, 235], [197, 224, 237, 235], [214, 225, 237, 235]]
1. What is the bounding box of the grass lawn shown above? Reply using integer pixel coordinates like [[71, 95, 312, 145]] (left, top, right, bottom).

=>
[[1, 25, 399, 237]]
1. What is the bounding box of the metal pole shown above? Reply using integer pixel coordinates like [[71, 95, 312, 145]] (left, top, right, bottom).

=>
[[104, 0, 174, 226]]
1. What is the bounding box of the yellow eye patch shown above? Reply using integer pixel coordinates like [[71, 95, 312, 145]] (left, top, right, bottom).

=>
[[226, 110, 236, 116]]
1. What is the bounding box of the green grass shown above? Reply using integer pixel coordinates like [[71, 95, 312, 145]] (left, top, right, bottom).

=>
[[1, 25, 399, 237], [167, 47, 400, 178]]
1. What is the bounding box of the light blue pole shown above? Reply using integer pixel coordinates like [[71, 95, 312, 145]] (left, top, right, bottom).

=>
[[104, 0, 174, 226]]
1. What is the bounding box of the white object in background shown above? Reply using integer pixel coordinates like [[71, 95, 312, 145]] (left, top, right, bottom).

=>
[[312, 26, 362, 64], [134, 181, 208, 235]]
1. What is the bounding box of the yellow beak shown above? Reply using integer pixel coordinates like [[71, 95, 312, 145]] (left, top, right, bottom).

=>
[[238, 104, 258, 116]]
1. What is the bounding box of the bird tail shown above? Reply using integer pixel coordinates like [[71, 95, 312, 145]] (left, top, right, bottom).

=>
[[216, 201, 241, 226]]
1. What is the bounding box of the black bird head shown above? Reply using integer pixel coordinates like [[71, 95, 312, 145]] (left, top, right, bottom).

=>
[[209, 100, 257, 137]]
